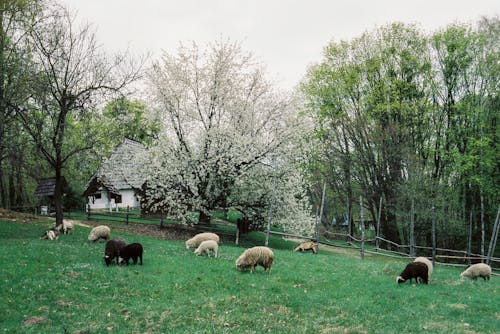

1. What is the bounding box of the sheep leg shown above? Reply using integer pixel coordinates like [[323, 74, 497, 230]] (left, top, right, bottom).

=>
[[139, 255, 143, 265]]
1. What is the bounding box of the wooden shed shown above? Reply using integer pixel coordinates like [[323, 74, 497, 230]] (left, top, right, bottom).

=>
[[34, 177, 67, 214]]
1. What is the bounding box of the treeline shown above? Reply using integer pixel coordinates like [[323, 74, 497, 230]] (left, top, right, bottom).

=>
[[301, 20, 499, 254]]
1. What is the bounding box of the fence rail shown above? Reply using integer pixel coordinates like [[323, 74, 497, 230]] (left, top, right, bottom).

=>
[[10, 205, 498, 274]]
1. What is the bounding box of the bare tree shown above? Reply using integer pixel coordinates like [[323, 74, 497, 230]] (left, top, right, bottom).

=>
[[13, 2, 142, 226]]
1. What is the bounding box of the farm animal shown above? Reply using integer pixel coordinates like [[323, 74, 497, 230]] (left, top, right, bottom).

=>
[[40, 228, 60, 240], [120, 243, 143, 265], [185, 232, 220, 249], [396, 262, 429, 284], [414, 256, 433, 282], [55, 219, 74, 234], [294, 241, 317, 254], [460, 263, 492, 281], [88, 225, 111, 242], [236, 246, 274, 273], [104, 237, 127, 266], [194, 239, 219, 258]]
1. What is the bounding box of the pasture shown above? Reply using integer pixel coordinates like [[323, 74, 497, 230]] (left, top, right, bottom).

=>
[[1, 219, 498, 334]]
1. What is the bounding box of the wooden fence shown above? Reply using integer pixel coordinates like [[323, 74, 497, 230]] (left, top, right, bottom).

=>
[[17, 205, 492, 275]]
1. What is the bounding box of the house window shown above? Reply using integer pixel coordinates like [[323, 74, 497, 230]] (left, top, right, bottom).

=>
[[94, 192, 102, 199], [114, 195, 122, 204]]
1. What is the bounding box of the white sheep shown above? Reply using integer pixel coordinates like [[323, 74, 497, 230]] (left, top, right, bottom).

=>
[[88, 225, 111, 242], [460, 263, 492, 281], [414, 256, 433, 281], [194, 240, 219, 258], [185, 232, 220, 249], [55, 219, 74, 234], [40, 229, 59, 240], [235, 246, 274, 273]]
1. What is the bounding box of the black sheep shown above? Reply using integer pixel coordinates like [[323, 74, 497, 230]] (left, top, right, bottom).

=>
[[396, 262, 429, 284], [104, 237, 127, 266], [120, 243, 143, 265]]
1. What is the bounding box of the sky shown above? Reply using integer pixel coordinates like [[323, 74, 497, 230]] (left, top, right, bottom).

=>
[[61, 0, 499, 90]]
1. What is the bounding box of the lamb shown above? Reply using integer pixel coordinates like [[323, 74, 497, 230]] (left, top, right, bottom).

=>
[[414, 256, 433, 281], [40, 228, 60, 240], [88, 225, 110, 242], [460, 263, 491, 281], [396, 261, 429, 284], [120, 243, 143, 265], [194, 240, 219, 258], [185, 232, 220, 249], [293, 241, 317, 254], [55, 219, 74, 235], [236, 246, 274, 273], [104, 237, 127, 266]]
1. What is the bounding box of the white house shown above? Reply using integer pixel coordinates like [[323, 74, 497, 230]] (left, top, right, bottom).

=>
[[84, 138, 146, 211]]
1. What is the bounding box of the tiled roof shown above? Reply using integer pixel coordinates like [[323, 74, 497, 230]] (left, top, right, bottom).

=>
[[84, 138, 146, 194]]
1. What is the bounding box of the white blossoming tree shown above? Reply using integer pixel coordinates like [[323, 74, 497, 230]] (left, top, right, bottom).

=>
[[142, 40, 315, 235]]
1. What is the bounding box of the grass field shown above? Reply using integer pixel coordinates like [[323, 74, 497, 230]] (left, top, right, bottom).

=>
[[1, 219, 498, 334]]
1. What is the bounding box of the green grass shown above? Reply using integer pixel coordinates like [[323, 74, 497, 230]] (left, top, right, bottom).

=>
[[1, 220, 499, 334]]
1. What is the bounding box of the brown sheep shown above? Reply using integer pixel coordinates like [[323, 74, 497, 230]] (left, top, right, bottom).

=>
[[294, 241, 317, 254]]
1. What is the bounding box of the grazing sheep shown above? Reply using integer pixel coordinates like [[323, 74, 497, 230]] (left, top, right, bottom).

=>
[[104, 237, 127, 266], [120, 243, 143, 265], [396, 262, 429, 284], [460, 263, 491, 281], [236, 246, 274, 273], [294, 241, 317, 254], [414, 256, 433, 282], [40, 228, 59, 240], [55, 220, 74, 234], [185, 232, 220, 249], [88, 225, 111, 242], [194, 240, 219, 258]]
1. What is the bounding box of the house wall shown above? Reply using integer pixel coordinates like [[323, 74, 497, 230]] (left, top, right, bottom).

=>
[[87, 189, 140, 211]]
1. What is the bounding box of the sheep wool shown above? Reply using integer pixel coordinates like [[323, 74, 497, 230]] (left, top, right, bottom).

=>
[[40, 229, 59, 240], [236, 246, 274, 273], [88, 225, 111, 242], [414, 256, 433, 280], [460, 263, 492, 281], [104, 237, 127, 266], [294, 241, 317, 254], [194, 240, 219, 258], [120, 243, 143, 265], [396, 261, 429, 284], [56, 219, 75, 234], [185, 232, 220, 249]]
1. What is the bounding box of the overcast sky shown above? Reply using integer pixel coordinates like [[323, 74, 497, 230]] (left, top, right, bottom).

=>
[[61, 0, 499, 90]]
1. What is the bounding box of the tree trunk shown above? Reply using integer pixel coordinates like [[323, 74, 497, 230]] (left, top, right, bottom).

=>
[[198, 210, 210, 224], [0, 165, 6, 208], [54, 168, 64, 227]]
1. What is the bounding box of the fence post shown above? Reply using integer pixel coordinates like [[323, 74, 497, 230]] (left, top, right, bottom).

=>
[[235, 220, 240, 246], [346, 198, 350, 243], [125, 206, 129, 225], [86, 204, 90, 220], [432, 205, 436, 266], [376, 196, 383, 251], [410, 198, 415, 257], [360, 196, 365, 260], [160, 215, 164, 229]]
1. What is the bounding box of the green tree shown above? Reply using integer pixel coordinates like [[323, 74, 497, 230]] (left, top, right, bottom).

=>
[[0, 0, 40, 208], [102, 97, 159, 146], [13, 3, 141, 226]]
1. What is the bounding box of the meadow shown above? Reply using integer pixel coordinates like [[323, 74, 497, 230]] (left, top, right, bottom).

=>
[[0, 219, 498, 334]]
